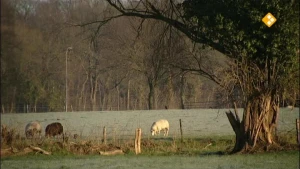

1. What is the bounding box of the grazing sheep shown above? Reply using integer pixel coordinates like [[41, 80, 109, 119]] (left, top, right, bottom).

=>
[[150, 119, 169, 136], [25, 121, 42, 138], [45, 122, 63, 138]]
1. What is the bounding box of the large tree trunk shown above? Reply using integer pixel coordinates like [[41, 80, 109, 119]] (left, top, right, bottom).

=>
[[166, 70, 175, 109], [148, 80, 154, 110], [226, 94, 279, 153], [127, 80, 130, 110], [179, 75, 185, 109], [116, 86, 120, 111], [79, 74, 88, 111], [89, 73, 98, 111], [148, 85, 154, 110]]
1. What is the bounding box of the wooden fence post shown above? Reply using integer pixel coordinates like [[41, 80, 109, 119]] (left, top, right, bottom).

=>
[[113, 127, 116, 144], [179, 119, 183, 143], [296, 119, 300, 145], [135, 128, 142, 154], [102, 126, 106, 145], [138, 128, 142, 154]]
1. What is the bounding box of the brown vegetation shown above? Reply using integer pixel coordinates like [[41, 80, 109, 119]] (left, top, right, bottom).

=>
[[1, 124, 17, 146], [1, 124, 298, 158]]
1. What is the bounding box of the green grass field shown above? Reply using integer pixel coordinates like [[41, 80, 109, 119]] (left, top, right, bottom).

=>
[[1, 108, 299, 169], [1, 151, 299, 169]]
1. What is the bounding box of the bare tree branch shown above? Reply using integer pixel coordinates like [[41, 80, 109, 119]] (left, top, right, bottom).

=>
[[78, 0, 228, 56]]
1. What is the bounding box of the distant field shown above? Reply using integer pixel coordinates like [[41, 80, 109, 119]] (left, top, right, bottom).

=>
[[1, 108, 298, 139]]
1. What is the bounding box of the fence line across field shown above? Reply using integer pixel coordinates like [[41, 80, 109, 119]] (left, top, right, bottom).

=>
[[61, 120, 299, 144], [2, 121, 298, 140], [3, 123, 299, 139], [1, 108, 298, 141], [0, 100, 245, 113]]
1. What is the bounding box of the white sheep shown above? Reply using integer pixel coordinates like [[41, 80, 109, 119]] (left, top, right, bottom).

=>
[[25, 121, 42, 138], [150, 119, 169, 136]]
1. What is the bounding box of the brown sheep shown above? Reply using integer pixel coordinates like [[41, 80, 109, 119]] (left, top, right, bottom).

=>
[[45, 122, 63, 138]]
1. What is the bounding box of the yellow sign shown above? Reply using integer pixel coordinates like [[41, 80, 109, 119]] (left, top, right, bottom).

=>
[[262, 13, 277, 27]]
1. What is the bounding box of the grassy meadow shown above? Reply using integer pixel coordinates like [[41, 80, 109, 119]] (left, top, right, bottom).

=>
[[1, 151, 299, 169], [1, 108, 299, 169], [1, 108, 298, 138]]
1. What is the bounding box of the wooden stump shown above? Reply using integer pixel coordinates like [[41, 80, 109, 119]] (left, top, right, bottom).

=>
[[135, 128, 141, 154], [179, 119, 183, 143], [102, 126, 107, 145]]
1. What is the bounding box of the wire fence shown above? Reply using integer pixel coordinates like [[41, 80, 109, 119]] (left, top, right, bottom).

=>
[[1, 100, 237, 113], [1, 108, 298, 144], [3, 96, 299, 113]]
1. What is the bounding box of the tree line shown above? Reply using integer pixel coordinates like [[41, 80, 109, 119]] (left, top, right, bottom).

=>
[[1, 0, 298, 114], [1, 0, 235, 113]]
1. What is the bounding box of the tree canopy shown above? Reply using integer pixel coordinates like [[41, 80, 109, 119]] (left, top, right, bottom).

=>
[[182, 0, 299, 100]]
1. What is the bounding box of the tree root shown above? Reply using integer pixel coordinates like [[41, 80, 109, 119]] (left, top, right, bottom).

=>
[[99, 149, 124, 155], [1, 146, 51, 157], [29, 145, 51, 155]]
